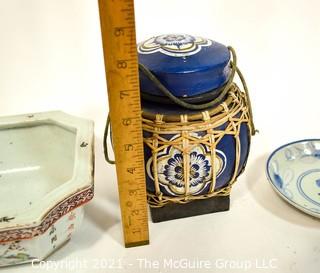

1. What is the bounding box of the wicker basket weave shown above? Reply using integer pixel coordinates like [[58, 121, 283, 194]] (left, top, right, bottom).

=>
[[142, 83, 253, 208]]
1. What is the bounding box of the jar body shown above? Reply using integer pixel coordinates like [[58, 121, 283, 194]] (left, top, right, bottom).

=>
[[142, 86, 252, 206]]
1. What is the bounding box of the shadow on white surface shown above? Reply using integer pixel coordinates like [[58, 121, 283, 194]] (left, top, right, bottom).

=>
[[85, 202, 122, 245], [84, 136, 123, 245], [245, 154, 320, 228], [85, 202, 119, 233]]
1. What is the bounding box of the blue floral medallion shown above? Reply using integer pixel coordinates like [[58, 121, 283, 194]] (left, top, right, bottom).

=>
[[138, 34, 213, 57], [163, 152, 211, 188], [146, 134, 227, 196]]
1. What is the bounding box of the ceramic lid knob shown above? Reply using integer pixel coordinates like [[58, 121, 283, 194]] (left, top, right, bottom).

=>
[[138, 34, 231, 98]]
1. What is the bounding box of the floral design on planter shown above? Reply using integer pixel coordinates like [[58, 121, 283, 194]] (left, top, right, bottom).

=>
[[138, 34, 212, 57], [80, 142, 88, 148], [68, 211, 76, 221], [48, 225, 57, 249], [0, 217, 14, 223], [146, 134, 226, 196], [0, 241, 35, 266]]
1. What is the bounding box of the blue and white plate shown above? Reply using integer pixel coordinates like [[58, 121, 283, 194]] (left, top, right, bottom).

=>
[[266, 139, 320, 218]]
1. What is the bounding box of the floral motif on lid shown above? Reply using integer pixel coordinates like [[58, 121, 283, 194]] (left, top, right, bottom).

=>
[[138, 34, 213, 57]]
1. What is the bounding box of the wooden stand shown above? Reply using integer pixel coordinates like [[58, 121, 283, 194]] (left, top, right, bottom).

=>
[[150, 196, 230, 223]]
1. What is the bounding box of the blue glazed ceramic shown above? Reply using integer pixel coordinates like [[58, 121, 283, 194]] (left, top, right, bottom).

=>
[[140, 34, 252, 202], [143, 115, 250, 197], [266, 139, 320, 218], [138, 34, 231, 97]]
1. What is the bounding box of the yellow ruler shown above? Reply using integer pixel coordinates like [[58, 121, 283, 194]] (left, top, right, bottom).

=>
[[98, 0, 149, 247]]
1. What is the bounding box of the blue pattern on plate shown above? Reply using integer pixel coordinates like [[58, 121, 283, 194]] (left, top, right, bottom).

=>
[[297, 169, 320, 206], [273, 173, 283, 189], [266, 139, 320, 218]]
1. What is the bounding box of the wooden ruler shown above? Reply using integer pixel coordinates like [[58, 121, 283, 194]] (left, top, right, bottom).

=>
[[98, 0, 149, 247]]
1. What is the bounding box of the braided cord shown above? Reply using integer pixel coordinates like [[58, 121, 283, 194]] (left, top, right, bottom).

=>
[[104, 46, 256, 165]]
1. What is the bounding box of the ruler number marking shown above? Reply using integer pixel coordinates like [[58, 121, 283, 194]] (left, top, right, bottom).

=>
[[120, 91, 130, 99], [114, 27, 125, 37], [129, 189, 138, 196], [131, 209, 140, 216], [117, 60, 128, 69], [127, 167, 136, 174], [122, 117, 132, 126], [124, 144, 134, 151], [132, 228, 141, 234]]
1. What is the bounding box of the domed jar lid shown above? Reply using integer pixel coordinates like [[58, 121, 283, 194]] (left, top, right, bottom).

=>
[[138, 34, 231, 98]]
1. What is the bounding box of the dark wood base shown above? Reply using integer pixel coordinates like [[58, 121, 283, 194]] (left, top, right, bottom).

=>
[[150, 195, 230, 223]]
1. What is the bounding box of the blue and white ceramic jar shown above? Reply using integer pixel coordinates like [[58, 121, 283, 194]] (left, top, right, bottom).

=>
[[138, 34, 255, 221]]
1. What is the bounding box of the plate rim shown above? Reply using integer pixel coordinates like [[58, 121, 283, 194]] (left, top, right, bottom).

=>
[[266, 138, 320, 219]]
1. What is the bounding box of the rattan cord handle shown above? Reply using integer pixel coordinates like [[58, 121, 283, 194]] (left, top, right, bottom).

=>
[[104, 115, 115, 164], [139, 46, 236, 110], [104, 46, 256, 164], [139, 46, 255, 133]]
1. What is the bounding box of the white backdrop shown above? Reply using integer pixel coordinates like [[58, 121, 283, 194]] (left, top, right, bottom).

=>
[[0, 1, 319, 273]]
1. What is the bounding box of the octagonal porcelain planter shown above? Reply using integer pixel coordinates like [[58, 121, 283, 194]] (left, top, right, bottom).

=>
[[0, 111, 94, 267]]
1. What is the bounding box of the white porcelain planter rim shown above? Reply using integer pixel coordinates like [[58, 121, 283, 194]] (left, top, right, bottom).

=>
[[0, 111, 94, 243]]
